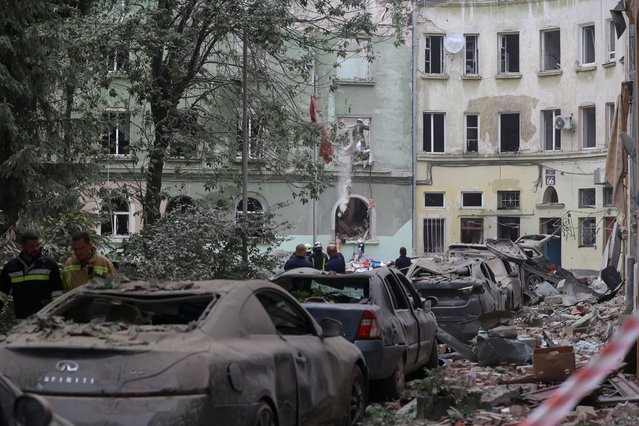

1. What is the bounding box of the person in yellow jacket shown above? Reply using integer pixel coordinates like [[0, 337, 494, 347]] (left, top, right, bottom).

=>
[[63, 231, 117, 292]]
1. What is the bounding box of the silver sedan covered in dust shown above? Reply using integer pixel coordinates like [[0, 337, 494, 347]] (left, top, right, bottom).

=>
[[0, 279, 367, 426]]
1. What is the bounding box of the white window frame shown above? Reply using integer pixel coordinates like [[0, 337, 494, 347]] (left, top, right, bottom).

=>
[[498, 32, 520, 74], [540, 28, 561, 71], [541, 109, 561, 151], [606, 19, 616, 61], [102, 109, 130, 157], [335, 38, 371, 81], [464, 34, 479, 75], [424, 34, 445, 74], [579, 217, 597, 247], [581, 105, 597, 149], [580, 24, 596, 65], [465, 113, 479, 153], [422, 112, 445, 153], [100, 197, 132, 237], [605, 102, 615, 146], [578, 188, 596, 208], [237, 109, 265, 160], [461, 191, 483, 208], [424, 192, 445, 208]]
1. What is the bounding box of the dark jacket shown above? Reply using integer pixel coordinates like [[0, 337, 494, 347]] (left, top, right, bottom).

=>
[[0, 252, 63, 319], [284, 255, 313, 271], [309, 252, 329, 271], [326, 252, 346, 273], [394, 255, 412, 274]]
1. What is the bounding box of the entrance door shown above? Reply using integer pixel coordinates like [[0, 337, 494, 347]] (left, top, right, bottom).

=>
[[539, 218, 562, 267]]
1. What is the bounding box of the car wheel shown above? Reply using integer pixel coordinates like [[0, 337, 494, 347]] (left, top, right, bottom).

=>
[[347, 366, 365, 425], [525, 274, 543, 289], [254, 402, 277, 426], [381, 356, 405, 400], [425, 340, 439, 369]]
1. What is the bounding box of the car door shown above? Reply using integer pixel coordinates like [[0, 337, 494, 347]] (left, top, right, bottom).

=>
[[394, 271, 436, 365], [255, 290, 340, 426], [381, 271, 420, 367]]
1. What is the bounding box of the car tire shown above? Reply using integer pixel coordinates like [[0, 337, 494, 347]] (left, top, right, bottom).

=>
[[347, 365, 366, 426], [381, 356, 405, 400], [425, 341, 439, 369], [254, 402, 277, 426], [525, 274, 543, 289]]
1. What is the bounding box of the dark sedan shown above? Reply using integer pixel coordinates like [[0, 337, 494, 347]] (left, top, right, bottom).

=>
[[0, 279, 367, 426]]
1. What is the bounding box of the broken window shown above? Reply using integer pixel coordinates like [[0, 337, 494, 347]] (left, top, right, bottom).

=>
[[461, 191, 483, 208], [423, 218, 445, 253], [336, 38, 371, 81], [336, 117, 371, 167], [424, 192, 445, 208], [335, 197, 371, 240], [498, 191, 520, 209], [460, 218, 484, 244], [542, 186, 559, 204], [165, 195, 194, 214], [581, 24, 595, 65], [497, 217, 520, 241], [542, 109, 561, 151], [581, 106, 596, 148], [425, 34, 445, 74], [236, 197, 264, 220], [237, 111, 265, 159], [606, 19, 616, 61], [498, 33, 519, 73], [100, 196, 130, 236], [423, 113, 445, 153], [465, 34, 479, 75], [579, 188, 596, 208], [540, 29, 561, 71], [603, 186, 613, 207], [102, 110, 130, 156], [605, 102, 615, 146], [53, 293, 215, 326], [579, 217, 597, 247], [107, 51, 129, 73], [500, 113, 520, 152], [465, 114, 479, 153]]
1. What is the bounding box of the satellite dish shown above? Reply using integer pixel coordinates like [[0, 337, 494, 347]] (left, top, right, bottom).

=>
[[444, 33, 464, 54]]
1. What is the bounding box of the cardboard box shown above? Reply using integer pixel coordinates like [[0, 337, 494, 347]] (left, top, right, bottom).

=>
[[533, 346, 575, 381]]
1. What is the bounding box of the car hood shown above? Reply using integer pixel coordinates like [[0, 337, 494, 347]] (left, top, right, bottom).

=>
[[0, 321, 213, 396], [485, 238, 528, 263]]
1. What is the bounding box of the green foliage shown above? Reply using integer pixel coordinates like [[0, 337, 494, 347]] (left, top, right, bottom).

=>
[[409, 368, 467, 400], [363, 404, 398, 426], [119, 203, 288, 281]]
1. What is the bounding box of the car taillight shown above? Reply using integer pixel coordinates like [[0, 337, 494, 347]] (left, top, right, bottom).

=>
[[548, 264, 557, 272], [356, 310, 381, 340]]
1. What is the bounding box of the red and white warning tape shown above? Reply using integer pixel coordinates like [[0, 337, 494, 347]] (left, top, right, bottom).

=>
[[519, 313, 639, 426]]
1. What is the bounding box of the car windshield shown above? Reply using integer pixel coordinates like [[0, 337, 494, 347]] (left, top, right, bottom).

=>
[[49, 293, 218, 327], [306, 278, 370, 304]]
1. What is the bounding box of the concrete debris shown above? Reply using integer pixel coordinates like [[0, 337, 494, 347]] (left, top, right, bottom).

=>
[[533, 281, 559, 297]]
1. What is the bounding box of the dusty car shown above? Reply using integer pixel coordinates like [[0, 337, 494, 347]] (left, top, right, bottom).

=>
[[406, 252, 520, 342], [515, 234, 564, 287], [272, 267, 438, 400], [0, 279, 367, 426]]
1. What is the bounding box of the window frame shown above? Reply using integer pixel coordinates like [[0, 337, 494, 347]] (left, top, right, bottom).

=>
[[580, 24, 596, 65], [422, 112, 446, 153], [102, 110, 130, 157], [465, 113, 479, 153], [424, 34, 445, 75], [460, 218, 484, 244], [423, 218, 445, 254], [606, 19, 616, 62], [498, 32, 520, 74], [499, 112, 520, 153], [540, 28, 561, 71], [581, 105, 597, 149], [603, 186, 613, 207], [497, 191, 521, 210], [461, 191, 483, 208], [100, 196, 132, 237], [605, 102, 615, 146], [236, 110, 265, 160], [578, 188, 596, 208], [424, 192, 445, 208], [578, 217, 597, 247], [497, 216, 521, 241], [464, 34, 479, 75], [541, 109, 562, 151], [335, 38, 372, 81]]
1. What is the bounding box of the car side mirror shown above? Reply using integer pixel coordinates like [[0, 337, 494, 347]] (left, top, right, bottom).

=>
[[15, 394, 53, 426], [320, 318, 343, 338]]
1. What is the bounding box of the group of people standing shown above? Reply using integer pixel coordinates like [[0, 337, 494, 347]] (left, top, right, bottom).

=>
[[284, 239, 346, 274], [0, 230, 117, 319]]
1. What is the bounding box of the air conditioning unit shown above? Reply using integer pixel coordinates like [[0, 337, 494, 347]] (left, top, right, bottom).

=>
[[594, 167, 607, 185], [554, 115, 573, 130]]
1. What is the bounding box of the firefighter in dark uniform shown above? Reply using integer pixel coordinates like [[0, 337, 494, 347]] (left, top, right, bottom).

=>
[[0, 230, 63, 319]]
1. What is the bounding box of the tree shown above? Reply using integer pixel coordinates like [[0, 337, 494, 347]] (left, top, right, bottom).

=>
[[0, 0, 116, 235], [108, 0, 410, 226], [119, 203, 288, 280]]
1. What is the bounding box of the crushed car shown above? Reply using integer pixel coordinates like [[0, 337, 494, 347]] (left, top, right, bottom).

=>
[[272, 267, 438, 400], [0, 279, 367, 426]]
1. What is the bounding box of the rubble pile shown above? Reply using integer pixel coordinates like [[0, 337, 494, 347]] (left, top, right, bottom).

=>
[[374, 288, 639, 425]]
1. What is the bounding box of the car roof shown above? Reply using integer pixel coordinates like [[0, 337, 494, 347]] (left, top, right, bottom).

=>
[[76, 278, 276, 296]]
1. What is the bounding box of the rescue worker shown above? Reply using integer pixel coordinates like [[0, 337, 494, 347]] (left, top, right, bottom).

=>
[[0, 230, 63, 319], [309, 241, 329, 271], [394, 246, 412, 275], [284, 244, 314, 271], [326, 237, 346, 274], [63, 231, 116, 292]]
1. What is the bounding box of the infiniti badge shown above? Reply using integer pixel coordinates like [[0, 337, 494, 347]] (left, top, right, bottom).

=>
[[55, 360, 79, 373]]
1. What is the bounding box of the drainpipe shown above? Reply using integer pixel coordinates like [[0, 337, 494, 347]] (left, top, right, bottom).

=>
[[411, 4, 418, 257]]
